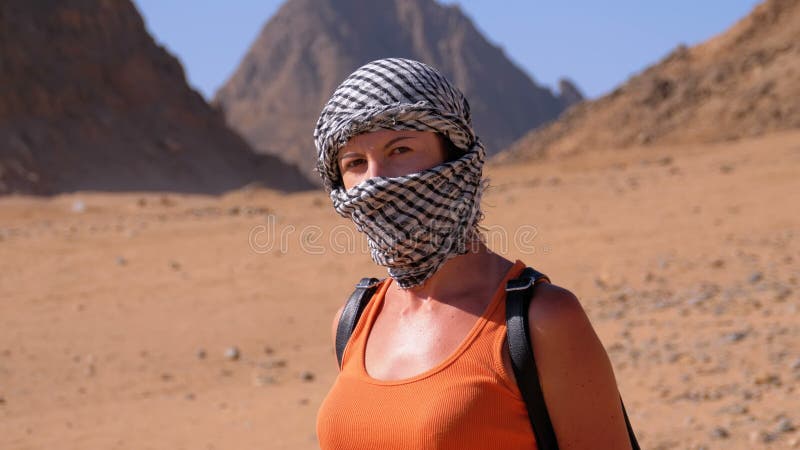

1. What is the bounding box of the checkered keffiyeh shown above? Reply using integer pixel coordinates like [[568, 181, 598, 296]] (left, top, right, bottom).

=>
[[313, 58, 486, 288]]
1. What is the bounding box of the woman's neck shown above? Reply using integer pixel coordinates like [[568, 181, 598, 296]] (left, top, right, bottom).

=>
[[391, 239, 514, 304]]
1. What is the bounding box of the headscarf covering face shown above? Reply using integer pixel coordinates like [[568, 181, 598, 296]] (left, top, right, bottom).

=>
[[314, 58, 486, 288]]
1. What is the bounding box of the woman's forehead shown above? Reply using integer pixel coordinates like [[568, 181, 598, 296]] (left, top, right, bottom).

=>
[[343, 130, 435, 150]]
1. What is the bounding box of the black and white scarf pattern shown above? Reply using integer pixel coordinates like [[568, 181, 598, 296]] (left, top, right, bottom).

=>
[[314, 58, 486, 288]]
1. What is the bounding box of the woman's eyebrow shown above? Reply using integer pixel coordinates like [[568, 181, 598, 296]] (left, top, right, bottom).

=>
[[339, 135, 416, 161], [382, 135, 415, 149], [338, 151, 361, 161]]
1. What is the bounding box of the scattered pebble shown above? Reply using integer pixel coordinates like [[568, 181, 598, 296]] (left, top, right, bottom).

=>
[[253, 372, 277, 386], [754, 373, 781, 387], [300, 370, 315, 382], [264, 346, 274, 355], [710, 259, 725, 269], [264, 358, 287, 369], [547, 176, 561, 185], [748, 272, 763, 284], [116, 256, 127, 266], [761, 431, 779, 443], [196, 349, 207, 360], [169, 260, 181, 271], [723, 330, 749, 343], [71, 200, 86, 213], [775, 286, 792, 302], [224, 347, 240, 361], [711, 427, 730, 439], [749, 431, 761, 443], [722, 404, 749, 415], [777, 418, 796, 433]]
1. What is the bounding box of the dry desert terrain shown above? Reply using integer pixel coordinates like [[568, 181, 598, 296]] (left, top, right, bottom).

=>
[[1, 131, 799, 449]]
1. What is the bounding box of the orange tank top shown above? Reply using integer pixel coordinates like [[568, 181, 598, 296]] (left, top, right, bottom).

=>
[[317, 260, 537, 449]]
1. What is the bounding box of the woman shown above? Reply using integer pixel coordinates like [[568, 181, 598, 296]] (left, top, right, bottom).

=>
[[314, 58, 632, 449]]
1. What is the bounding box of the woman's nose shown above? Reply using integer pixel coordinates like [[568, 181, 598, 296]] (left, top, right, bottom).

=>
[[365, 158, 388, 179]]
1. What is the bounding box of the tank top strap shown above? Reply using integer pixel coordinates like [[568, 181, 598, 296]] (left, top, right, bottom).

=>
[[339, 276, 393, 371]]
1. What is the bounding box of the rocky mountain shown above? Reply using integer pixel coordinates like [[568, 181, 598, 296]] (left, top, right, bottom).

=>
[[497, 0, 800, 163], [214, 0, 581, 182], [0, 0, 313, 195]]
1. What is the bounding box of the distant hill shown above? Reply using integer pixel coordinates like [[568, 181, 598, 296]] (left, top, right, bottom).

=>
[[0, 0, 313, 195], [214, 0, 582, 182], [497, 0, 800, 163]]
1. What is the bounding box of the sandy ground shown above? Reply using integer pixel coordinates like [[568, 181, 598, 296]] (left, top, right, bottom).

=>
[[0, 130, 798, 449]]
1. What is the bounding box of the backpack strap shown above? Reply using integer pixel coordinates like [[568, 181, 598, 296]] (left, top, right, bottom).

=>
[[505, 267, 558, 449], [505, 267, 640, 450], [335, 277, 382, 368], [621, 401, 640, 450]]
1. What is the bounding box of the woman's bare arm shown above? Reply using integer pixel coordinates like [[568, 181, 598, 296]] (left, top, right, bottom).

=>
[[528, 283, 632, 450]]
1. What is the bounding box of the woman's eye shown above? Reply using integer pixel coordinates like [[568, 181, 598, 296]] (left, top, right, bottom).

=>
[[391, 146, 412, 155], [343, 158, 365, 170]]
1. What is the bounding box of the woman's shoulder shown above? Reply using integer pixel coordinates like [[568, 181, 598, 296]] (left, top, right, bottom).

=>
[[526, 282, 586, 331], [524, 281, 608, 383], [524, 281, 632, 448]]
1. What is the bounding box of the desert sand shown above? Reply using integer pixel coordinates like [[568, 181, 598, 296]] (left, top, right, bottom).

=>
[[1, 131, 798, 449]]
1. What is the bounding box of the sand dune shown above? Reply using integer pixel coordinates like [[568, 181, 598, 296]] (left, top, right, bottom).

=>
[[1, 131, 798, 449]]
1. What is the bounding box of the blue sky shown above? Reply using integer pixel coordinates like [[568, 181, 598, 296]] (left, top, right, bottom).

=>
[[133, 0, 761, 99]]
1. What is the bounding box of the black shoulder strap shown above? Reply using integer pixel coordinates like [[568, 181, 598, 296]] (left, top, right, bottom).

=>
[[505, 267, 559, 449], [621, 402, 640, 450], [505, 267, 640, 450], [335, 277, 381, 368]]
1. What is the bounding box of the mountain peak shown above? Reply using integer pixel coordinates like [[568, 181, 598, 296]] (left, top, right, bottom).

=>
[[557, 78, 585, 108], [215, 0, 568, 181]]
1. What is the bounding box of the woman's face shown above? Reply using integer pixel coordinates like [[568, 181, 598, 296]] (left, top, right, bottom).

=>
[[338, 130, 448, 190]]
